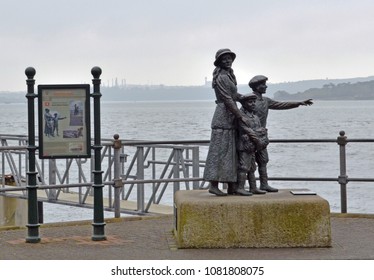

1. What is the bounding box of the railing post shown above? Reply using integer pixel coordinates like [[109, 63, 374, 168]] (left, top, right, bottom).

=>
[[91, 66, 106, 241], [120, 151, 127, 200], [136, 146, 145, 212], [1, 146, 5, 187], [337, 130, 348, 213], [48, 159, 57, 200], [173, 148, 181, 226], [113, 134, 123, 218], [152, 147, 156, 203], [192, 146, 200, 189], [173, 148, 181, 193], [25, 66, 40, 243]]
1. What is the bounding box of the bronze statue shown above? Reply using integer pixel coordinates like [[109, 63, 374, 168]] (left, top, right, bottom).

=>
[[203, 49, 258, 196], [237, 94, 268, 195], [249, 75, 313, 192]]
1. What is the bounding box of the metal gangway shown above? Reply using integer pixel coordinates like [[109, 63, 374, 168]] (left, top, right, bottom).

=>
[[0, 134, 207, 217], [1, 132, 374, 218]]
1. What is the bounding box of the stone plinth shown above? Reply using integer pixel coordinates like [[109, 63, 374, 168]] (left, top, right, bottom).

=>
[[174, 189, 331, 248]]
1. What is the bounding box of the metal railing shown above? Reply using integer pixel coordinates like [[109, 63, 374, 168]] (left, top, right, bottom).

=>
[[1, 131, 374, 217]]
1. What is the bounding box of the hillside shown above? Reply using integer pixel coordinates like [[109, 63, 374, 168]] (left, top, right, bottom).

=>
[[97, 76, 374, 101], [274, 79, 374, 100]]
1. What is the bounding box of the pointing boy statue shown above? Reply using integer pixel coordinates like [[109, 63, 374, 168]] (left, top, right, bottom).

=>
[[249, 75, 313, 192]]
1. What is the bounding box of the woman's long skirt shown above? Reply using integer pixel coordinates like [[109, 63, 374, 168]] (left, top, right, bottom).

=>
[[203, 128, 237, 182]]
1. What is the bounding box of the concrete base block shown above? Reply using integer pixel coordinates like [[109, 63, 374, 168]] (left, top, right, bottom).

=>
[[174, 189, 331, 248]]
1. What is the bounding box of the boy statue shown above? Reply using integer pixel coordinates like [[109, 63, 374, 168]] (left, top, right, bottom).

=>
[[249, 75, 313, 192]]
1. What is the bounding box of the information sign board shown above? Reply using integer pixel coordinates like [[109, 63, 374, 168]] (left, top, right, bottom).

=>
[[38, 84, 91, 159]]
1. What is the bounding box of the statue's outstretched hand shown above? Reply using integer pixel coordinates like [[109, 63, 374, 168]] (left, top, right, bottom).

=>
[[300, 99, 313, 106]]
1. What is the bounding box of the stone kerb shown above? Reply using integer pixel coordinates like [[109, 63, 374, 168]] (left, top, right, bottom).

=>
[[174, 189, 331, 248]]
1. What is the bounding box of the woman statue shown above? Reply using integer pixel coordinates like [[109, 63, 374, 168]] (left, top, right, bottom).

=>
[[203, 49, 255, 196]]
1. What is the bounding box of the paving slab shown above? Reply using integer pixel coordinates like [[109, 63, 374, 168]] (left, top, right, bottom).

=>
[[0, 214, 373, 260]]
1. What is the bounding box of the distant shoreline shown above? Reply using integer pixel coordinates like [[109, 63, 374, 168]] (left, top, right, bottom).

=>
[[1, 75, 374, 102]]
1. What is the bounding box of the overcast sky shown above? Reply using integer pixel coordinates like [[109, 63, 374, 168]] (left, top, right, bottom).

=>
[[1, 0, 374, 91]]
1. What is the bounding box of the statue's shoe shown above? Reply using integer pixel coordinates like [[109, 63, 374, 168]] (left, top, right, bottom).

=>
[[230, 188, 253, 196], [251, 188, 267, 195], [260, 185, 278, 192], [208, 187, 228, 196]]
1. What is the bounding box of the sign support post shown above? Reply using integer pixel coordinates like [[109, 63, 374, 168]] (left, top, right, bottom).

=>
[[91, 66, 106, 241], [25, 67, 41, 243]]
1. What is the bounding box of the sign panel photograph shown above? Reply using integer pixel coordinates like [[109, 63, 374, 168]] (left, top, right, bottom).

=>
[[38, 84, 91, 159]]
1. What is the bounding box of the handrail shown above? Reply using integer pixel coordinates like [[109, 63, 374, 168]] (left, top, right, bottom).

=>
[[0, 146, 27, 151], [1, 132, 374, 216]]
